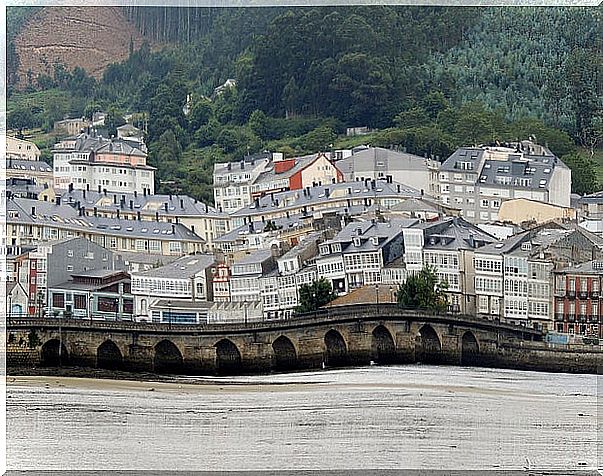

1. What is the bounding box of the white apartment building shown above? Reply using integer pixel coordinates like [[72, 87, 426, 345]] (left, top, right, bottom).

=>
[[53, 133, 155, 195]]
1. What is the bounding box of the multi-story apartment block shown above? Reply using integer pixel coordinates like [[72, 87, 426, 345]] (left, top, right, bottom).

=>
[[419, 218, 497, 314], [6, 136, 41, 161], [130, 254, 216, 322], [213, 153, 273, 213], [6, 198, 204, 258], [53, 132, 155, 194], [439, 141, 571, 224], [62, 189, 230, 250], [230, 249, 277, 304], [553, 260, 603, 338], [336, 146, 440, 198]]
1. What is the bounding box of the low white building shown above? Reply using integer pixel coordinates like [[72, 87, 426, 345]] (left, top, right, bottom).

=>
[[130, 254, 215, 321]]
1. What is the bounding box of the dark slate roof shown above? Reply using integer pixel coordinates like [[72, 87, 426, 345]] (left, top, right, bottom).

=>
[[62, 190, 226, 218], [7, 198, 204, 243], [421, 217, 497, 250], [4, 159, 52, 173]]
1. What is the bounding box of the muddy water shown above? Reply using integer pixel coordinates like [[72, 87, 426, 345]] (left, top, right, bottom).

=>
[[6, 365, 600, 471]]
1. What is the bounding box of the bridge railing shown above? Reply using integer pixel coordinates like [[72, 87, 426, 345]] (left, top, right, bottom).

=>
[[6, 303, 543, 337]]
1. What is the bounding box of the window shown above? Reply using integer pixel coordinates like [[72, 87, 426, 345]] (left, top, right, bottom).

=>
[[66, 265, 73, 271], [74, 294, 87, 310], [52, 293, 65, 308]]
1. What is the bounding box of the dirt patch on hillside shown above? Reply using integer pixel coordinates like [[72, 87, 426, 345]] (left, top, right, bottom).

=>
[[13, 6, 156, 88]]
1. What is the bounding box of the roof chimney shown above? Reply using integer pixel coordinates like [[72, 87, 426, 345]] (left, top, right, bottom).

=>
[[155, 211, 159, 222], [129, 200, 133, 209], [103, 188, 107, 196], [83, 189, 86, 199], [56, 197, 61, 206], [171, 224, 176, 234], [137, 211, 141, 221], [86, 183, 90, 192], [31, 206, 36, 216], [98, 185, 102, 193], [94, 207, 98, 217], [116, 209, 120, 219], [143, 188, 147, 197], [397, 184, 401, 193], [164, 202, 168, 212], [180, 199, 184, 209], [134, 190, 137, 198], [113, 194, 117, 204], [68, 183, 74, 193]]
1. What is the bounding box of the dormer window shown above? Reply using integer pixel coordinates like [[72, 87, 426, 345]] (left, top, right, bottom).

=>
[[353, 237, 361, 247], [319, 244, 330, 255], [521, 242, 532, 252], [371, 237, 379, 246]]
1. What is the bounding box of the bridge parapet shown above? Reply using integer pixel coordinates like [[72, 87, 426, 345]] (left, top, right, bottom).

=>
[[6, 304, 543, 339]]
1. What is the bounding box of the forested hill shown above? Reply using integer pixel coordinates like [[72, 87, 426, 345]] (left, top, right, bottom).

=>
[[7, 6, 603, 203]]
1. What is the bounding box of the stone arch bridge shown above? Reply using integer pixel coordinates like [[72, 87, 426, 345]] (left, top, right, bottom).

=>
[[7, 304, 543, 375]]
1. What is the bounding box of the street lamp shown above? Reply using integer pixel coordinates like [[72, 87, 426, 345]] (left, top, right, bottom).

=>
[[114, 298, 119, 321], [389, 286, 394, 303], [167, 300, 172, 329], [244, 301, 248, 326], [37, 291, 43, 319], [375, 284, 380, 305], [88, 295, 94, 325]]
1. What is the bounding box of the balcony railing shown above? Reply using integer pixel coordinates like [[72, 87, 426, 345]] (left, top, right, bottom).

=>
[[554, 313, 564, 322], [578, 291, 588, 299], [588, 315, 600, 324], [590, 291, 600, 299], [567, 314, 576, 322], [578, 314, 587, 323], [553, 289, 566, 297], [567, 290, 576, 299]]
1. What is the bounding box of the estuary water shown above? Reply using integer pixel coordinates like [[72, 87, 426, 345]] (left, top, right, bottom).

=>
[[6, 365, 601, 471]]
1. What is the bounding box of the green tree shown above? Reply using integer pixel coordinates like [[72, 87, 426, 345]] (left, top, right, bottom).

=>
[[188, 97, 213, 132], [104, 106, 126, 137], [296, 278, 337, 314], [397, 266, 448, 313], [561, 153, 599, 195]]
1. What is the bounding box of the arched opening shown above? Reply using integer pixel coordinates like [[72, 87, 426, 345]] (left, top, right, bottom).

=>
[[416, 325, 442, 364], [371, 325, 396, 364], [272, 335, 298, 371], [153, 340, 183, 374], [11, 304, 23, 316], [97, 340, 123, 370], [215, 339, 242, 375], [461, 331, 480, 366], [324, 329, 349, 368], [41, 339, 69, 366]]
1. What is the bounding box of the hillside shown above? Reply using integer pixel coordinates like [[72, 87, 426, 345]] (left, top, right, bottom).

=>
[[12, 6, 153, 89]]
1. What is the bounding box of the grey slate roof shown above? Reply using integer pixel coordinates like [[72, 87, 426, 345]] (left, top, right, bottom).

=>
[[234, 248, 274, 265], [7, 198, 204, 243], [326, 218, 419, 254], [558, 259, 603, 275], [337, 147, 432, 174], [62, 190, 226, 218], [231, 179, 422, 218], [133, 254, 215, 279]]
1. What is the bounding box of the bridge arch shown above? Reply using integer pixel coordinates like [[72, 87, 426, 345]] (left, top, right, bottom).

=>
[[324, 329, 349, 368], [154, 340, 183, 374], [97, 340, 123, 370], [41, 339, 69, 366], [272, 335, 298, 371], [416, 324, 442, 364], [461, 331, 480, 366], [215, 339, 242, 375], [371, 325, 396, 364]]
